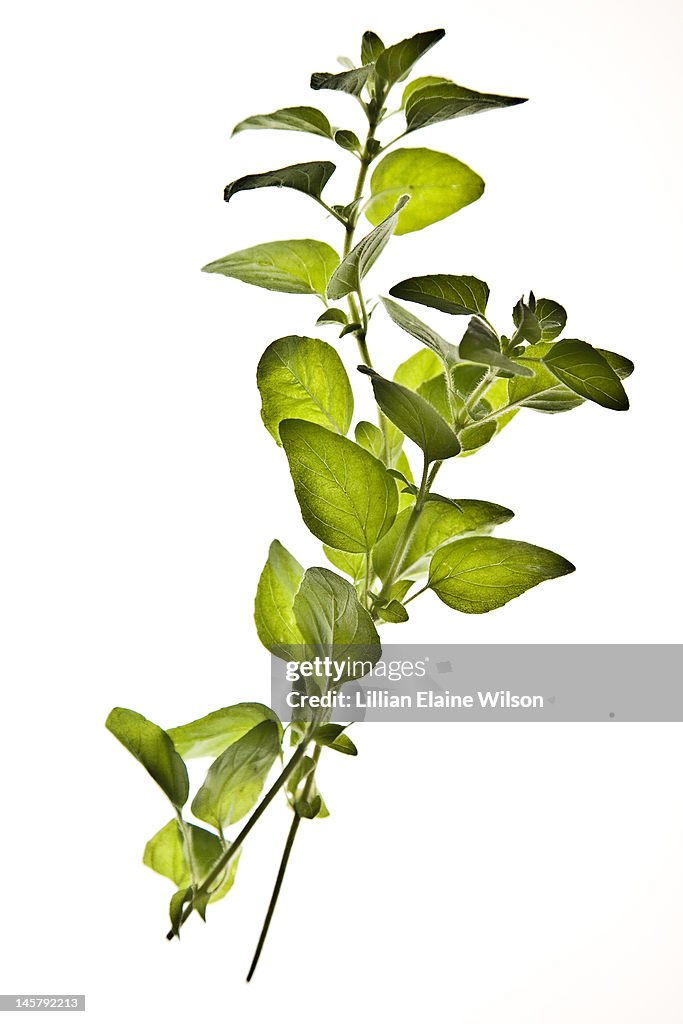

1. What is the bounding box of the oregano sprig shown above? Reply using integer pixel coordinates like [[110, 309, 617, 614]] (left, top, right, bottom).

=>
[[107, 26, 633, 980]]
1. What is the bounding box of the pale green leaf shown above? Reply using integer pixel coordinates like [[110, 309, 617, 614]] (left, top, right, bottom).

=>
[[191, 721, 281, 830], [322, 545, 366, 582], [280, 419, 398, 552], [293, 567, 380, 677], [106, 708, 189, 810], [257, 335, 353, 442], [254, 540, 306, 655], [354, 420, 384, 459], [202, 239, 339, 298], [144, 820, 240, 903], [381, 296, 460, 367], [429, 536, 575, 613], [367, 149, 484, 235], [168, 703, 282, 760], [394, 348, 442, 389]]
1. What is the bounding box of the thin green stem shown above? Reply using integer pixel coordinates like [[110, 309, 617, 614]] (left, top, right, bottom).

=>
[[166, 740, 310, 941], [246, 745, 322, 981], [378, 457, 437, 601], [177, 814, 199, 889]]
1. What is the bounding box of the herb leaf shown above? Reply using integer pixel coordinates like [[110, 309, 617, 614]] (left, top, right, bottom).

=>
[[191, 721, 281, 830], [375, 29, 445, 89], [327, 195, 410, 300], [144, 820, 240, 903], [255, 540, 306, 656], [202, 239, 339, 298], [224, 161, 335, 203], [168, 704, 283, 760], [257, 336, 353, 442], [106, 708, 189, 810], [280, 420, 398, 552], [310, 66, 373, 96], [428, 536, 575, 613], [367, 149, 484, 235], [232, 106, 333, 138], [404, 77, 526, 133], [541, 339, 629, 411], [390, 273, 489, 316]]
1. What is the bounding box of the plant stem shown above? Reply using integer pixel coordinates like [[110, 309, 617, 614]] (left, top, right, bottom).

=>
[[246, 745, 322, 981], [378, 457, 437, 601], [166, 740, 309, 941]]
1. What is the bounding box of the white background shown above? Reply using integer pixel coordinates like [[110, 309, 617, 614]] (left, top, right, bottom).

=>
[[1, 0, 682, 1020]]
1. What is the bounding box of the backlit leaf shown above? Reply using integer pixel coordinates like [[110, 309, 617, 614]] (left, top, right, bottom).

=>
[[202, 239, 339, 298], [232, 106, 333, 138], [327, 196, 410, 300]]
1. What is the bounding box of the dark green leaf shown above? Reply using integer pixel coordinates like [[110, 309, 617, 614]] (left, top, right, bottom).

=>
[[512, 298, 541, 343], [202, 239, 339, 298], [327, 195, 410, 300], [373, 498, 514, 580], [367, 149, 484, 235], [191, 721, 281, 830], [375, 29, 445, 89], [429, 536, 575, 613], [224, 161, 335, 203], [390, 273, 489, 316], [381, 296, 460, 367], [404, 77, 526, 133], [358, 366, 460, 463], [257, 335, 353, 442], [376, 598, 409, 623], [361, 30, 385, 65], [106, 708, 189, 810], [534, 298, 567, 342], [542, 339, 629, 411], [280, 420, 398, 552], [334, 129, 362, 154], [232, 106, 333, 138], [169, 887, 193, 938], [460, 318, 533, 376], [168, 704, 282, 760], [310, 66, 373, 96], [254, 540, 306, 656], [317, 307, 348, 326]]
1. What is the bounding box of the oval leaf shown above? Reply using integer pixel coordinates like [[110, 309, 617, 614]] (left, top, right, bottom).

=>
[[224, 161, 335, 203], [367, 149, 484, 235], [359, 366, 460, 463], [254, 540, 306, 656], [327, 195, 410, 300], [361, 30, 385, 65], [534, 298, 567, 342], [232, 106, 333, 138], [202, 239, 339, 298], [280, 419, 398, 553], [106, 708, 189, 810], [168, 703, 282, 760], [257, 335, 353, 442], [428, 536, 575, 613], [191, 721, 281, 830], [390, 273, 489, 316], [541, 339, 629, 411], [144, 820, 240, 904]]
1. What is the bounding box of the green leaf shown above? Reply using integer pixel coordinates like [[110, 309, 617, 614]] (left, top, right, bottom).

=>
[[254, 540, 306, 655], [143, 820, 240, 904], [373, 498, 514, 580], [428, 536, 575, 613], [310, 66, 372, 96], [459, 419, 497, 452], [168, 704, 282, 760], [375, 598, 409, 623], [322, 545, 366, 582], [232, 106, 333, 139], [390, 273, 489, 316], [191, 721, 281, 830], [334, 129, 361, 154], [257, 335, 353, 443], [381, 296, 460, 367], [313, 723, 358, 755], [404, 77, 526, 133], [367, 149, 484, 235], [601, 349, 634, 381], [541, 339, 629, 411], [280, 420, 398, 552], [354, 420, 384, 459], [286, 755, 328, 818], [327, 195, 410, 300], [317, 307, 348, 326], [417, 373, 452, 420], [394, 349, 442, 389], [512, 298, 541, 343], [359, 366, 460, 463], [460, 318, 533, 376], [375, 29, 445, 89], [402, 76, 447, 107], [106, 708, 189, 810], [508, 343, 632, 413], [202, 239, 339, 298], [293, 567, 380, 673], [169, 887, 193, 938], [224, 161, 335, 204], [534, 298, 567, 342], [361, 30, 385, 65]]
